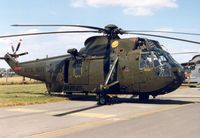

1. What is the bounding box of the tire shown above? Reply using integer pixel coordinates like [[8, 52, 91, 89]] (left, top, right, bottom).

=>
[[97, 93, 107, 105]]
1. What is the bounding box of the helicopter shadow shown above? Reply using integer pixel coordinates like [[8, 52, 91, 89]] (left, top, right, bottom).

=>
[[64, 94, 198, 105], [53, 104, 100, 117], [111, 98, 196, 105], [52, 95, 198, 117]]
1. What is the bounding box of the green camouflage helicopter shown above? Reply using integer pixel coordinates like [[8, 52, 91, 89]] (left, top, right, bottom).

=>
[[1, 24, 200, 105]]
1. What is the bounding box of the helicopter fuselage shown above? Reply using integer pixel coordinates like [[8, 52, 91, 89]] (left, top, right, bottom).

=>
[[4, 36, 185, 99]]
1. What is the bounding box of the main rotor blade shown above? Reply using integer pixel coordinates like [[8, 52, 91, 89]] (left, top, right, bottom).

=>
[[12, 24, 200, 36], [126, 32, 200, 45], [125, 30, 200, 36], [12, 24, 106, 32], [171, 52, 199, 55], [0, 30, 99, 38]]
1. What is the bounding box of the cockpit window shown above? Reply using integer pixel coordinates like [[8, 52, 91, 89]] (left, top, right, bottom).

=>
[[147, 40, 162, 49], [152, 51, 172, 77], [140, 51, 172, 77], [140, 52, 153, 69], [151, 52, 168, 67], [136, 39, 147, 50]]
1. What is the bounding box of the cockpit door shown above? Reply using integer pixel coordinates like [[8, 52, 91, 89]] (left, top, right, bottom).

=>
[[138, 51, 155, 91]]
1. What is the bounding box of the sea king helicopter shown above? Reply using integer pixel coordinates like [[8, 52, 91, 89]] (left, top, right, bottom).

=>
[[1, 24, 200, 105]]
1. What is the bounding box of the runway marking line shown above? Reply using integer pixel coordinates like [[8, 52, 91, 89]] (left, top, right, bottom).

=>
[[121, 104, 193, 120], [71, 112, 117, 119], [26, 119, 113, 138], [7, 108, 47, 113], [6, 108, 117, 119], [26, 103, 194, 138]]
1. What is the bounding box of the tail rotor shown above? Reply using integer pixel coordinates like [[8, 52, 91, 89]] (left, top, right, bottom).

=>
[[9, 39, 28, 59], [0, 39, 28, 60]]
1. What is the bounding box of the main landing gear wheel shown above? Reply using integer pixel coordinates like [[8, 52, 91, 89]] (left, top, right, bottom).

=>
[[97, 93, 107, 105], [96, 90, 111, 105], [139, 95, 149, 101]]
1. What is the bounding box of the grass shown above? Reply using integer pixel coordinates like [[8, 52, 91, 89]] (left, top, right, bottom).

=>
[[0, 84, 67, 108], [181, 83, 200, 88], [0, 76, 41, 85]]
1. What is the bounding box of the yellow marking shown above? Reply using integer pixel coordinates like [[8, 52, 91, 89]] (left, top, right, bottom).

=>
[[143, 68, 152, 72], [112, 40, 119, 48], [7, 108, 116, 119], [27, 119, 113, 138], [7, 108, 47, 113], [26, 104, 194, 138], [49, 111, 116, 119], [7, 108, 66, 115], [71, 112, 116, 119], [122, 104, 193, 120]]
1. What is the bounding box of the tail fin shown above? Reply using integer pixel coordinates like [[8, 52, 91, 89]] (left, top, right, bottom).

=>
[[4, 53, 22, 73], [1, 39, 28, 74]]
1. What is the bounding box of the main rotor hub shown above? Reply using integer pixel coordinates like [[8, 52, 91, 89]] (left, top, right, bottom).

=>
[[104, 24, 123, 39], [104, 24, 118, 31]]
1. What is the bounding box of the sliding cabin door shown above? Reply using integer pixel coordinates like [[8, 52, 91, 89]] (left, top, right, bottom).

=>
[[68, 59, 89, 85]]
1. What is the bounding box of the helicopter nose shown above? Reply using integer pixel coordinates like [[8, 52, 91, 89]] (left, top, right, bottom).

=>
[[164, 65, 185, 93], [172, 65, 185, 82]]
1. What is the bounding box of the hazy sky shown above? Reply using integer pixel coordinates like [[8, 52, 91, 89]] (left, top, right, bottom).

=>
[[0, 0, 200, 68]]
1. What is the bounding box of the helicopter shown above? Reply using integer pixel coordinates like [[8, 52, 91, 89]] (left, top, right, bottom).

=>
[[1, 24, 200, 105], [181, 54, 200, 84]]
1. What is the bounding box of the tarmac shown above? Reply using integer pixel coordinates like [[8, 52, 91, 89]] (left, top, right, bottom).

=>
[[0, 87, 200, 138]]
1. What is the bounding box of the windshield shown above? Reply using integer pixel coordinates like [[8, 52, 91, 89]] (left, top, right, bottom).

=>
[[147, 39, 162, 49], [140, 50, 172, 77]]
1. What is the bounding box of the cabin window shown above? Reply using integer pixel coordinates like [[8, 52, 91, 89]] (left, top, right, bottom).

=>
[[198, 68, 200, 73], [74, 62, 82, 77]]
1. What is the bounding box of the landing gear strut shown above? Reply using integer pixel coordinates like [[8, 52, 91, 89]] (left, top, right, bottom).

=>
[[97, 57, 119, 105]]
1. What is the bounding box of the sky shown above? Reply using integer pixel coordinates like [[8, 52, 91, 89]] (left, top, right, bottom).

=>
[[0, 0, 200, 68]]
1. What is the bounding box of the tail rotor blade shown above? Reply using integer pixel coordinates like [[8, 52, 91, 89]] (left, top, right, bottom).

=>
[[11, 45, 15, 53], [17, 52, 28, 56], [16, 39, 22, 52], [0, 57, 5, 60]]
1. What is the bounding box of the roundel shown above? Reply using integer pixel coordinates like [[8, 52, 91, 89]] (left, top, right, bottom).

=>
[[112, 41, 119, 48]]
